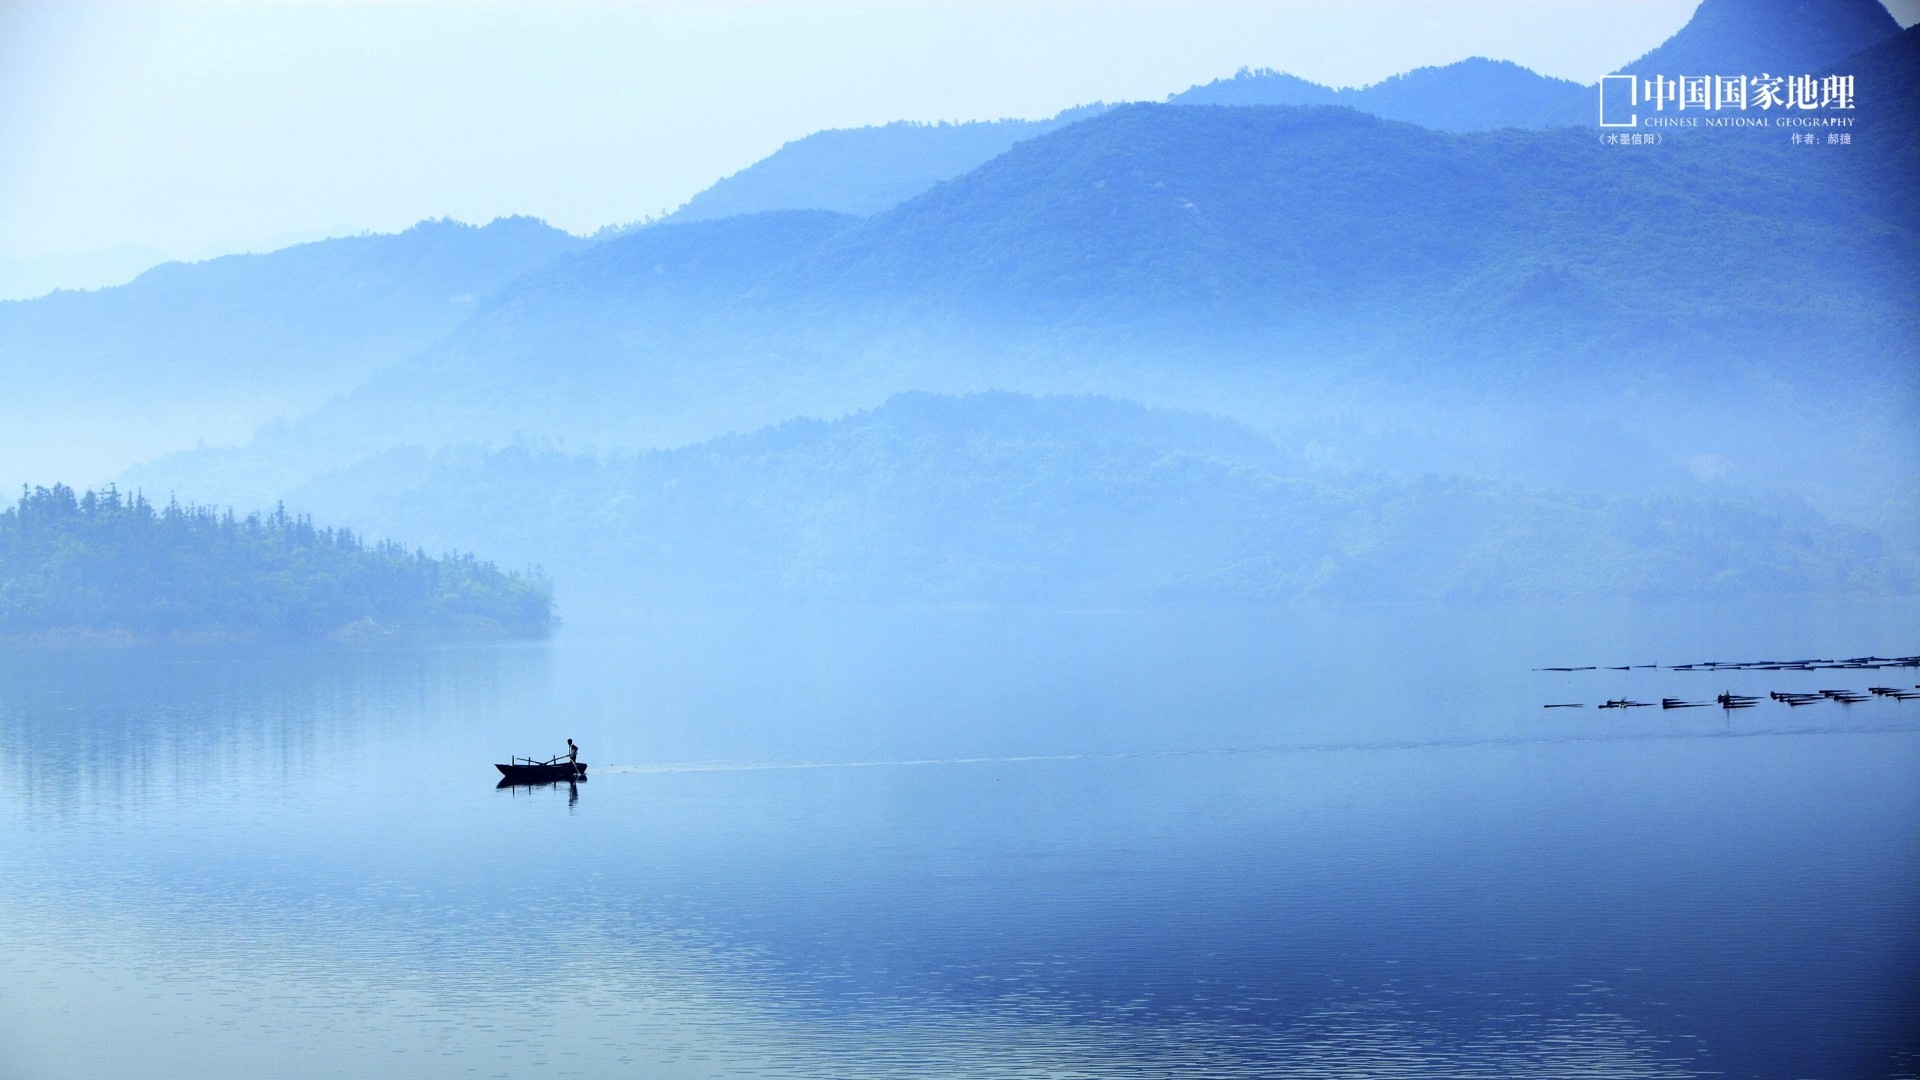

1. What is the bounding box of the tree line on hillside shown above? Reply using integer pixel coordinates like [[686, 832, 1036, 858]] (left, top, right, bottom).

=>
[[285, 393, 1917, 611], [0, 484, 551, 641]]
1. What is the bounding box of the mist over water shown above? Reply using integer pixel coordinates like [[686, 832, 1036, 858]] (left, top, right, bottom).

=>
[[2, 601, 1914, 1079]]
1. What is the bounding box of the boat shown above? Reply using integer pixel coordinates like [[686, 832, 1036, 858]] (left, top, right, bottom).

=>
[[495, 755, 587, 783]]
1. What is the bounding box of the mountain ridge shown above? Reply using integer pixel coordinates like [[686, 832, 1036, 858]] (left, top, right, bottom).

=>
[[1169, 59, 1592, 131], [282, 392, 1913, 609], [1621, 0, 1900, 75], [122, 95, 1920, 525], [667, 107, 1112, 224], [0, 216, 585, 491]]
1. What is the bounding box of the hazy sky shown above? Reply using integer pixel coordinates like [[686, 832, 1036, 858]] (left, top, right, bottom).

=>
[[2, 0, 1913, 259]]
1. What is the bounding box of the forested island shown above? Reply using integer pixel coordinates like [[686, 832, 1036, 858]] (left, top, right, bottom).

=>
[[0, 484, 551, 642]]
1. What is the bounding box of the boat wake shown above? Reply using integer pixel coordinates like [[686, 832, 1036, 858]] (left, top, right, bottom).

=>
[[591, 720, 1920, 777]]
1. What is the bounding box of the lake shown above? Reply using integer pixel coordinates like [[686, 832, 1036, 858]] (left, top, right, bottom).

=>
[[1, 602, 1916, 1078]]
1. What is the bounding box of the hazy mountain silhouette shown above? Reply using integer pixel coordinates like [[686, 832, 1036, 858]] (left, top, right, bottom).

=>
[[667, 60, 1590, 228], [673, 57, 1597, 230], [35, 0, 1919, 587], [460, 208, 853, 327], [125, 96, 1919, 527], [1621, 0, 1900, 75], [284, 393, 1911, 609], [767, 103, 1912, 356], [1169, 69, 1339, 108], [1170, 59, 1591, 131], [0, 217, 583, 490], [660, 0, 1906, 230], [0, 243, 173, 302], [668, 107, 1109, 223], [1845, 24, 1919, 182]]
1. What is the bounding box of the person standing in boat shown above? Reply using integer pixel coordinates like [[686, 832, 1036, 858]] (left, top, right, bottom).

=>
[[567, 739, 578, 765]]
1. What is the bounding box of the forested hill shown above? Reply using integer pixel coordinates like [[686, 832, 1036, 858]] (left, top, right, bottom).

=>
[[286, 393, 1914, 610], [0, 486, 551, 642]]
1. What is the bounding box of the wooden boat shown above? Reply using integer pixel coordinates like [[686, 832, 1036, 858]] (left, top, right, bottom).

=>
[[496, 756, 587, 783]]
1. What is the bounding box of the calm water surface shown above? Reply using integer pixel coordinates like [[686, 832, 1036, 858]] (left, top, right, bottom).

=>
[[1, 602, 1916, 1079]]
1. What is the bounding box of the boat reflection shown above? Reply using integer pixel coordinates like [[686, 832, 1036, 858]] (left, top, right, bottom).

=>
[[494, 776, 582, 806]]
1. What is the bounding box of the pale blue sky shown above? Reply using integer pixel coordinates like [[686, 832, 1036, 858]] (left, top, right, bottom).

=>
[[1, 0, 1912, 261]]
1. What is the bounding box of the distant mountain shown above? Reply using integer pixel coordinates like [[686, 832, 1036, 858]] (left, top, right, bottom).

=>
[[1621, 0, 1900, 75], [1347, 59, 1593, 130], [644, 0, 1907, 228], [1793, 25, 1920, 239], [0, 217, 584, 491], [1850, 22, 1920, 97], [487, 209, 854, 314], [0, 243, 173, 302], [128, 100, 1920, 523], [284, 393, 1911, 609], [668, 53, 1598, 231], [1169, 69, 1338, 108], [120, 210, 864, 507], [668, 107, 1109, 223], [1170, 59, 1591, 131], [771, 103, 1913, 346], [1845, 24, 1920, 171]]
